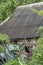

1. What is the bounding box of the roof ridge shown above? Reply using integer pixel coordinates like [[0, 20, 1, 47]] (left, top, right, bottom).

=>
[[17, 2, 43, 8]]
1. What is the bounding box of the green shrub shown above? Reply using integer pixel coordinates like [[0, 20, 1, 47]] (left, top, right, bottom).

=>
[[5, 59, 20, 65]]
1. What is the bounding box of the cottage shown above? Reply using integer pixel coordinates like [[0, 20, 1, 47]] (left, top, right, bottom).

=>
[[0, 2, 43, 45]]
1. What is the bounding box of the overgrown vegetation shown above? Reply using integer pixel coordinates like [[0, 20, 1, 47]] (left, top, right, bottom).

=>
[[0, 27, 43, 65], [27, 27, 43, 65], [31, 8, 43, 16], [0, 0, 43, 65], [4, 27, 43, 65], [0, 0, 43, 23], [5, 59, 20, 65]]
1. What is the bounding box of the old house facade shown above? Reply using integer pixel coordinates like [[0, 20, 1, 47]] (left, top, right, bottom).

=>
[[0, 2, 43, 56]]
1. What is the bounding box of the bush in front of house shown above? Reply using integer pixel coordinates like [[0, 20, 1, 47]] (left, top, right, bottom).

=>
[[5, 59, 20, 65]]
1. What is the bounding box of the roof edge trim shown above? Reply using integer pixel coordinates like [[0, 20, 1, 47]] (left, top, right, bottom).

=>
[[0, 16, 10, 26]]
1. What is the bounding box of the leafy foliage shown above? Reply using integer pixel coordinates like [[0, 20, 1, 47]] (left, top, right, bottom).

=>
[[5, 59, 20, 65], [0, 44, 4, 52], [0, 0, 15, 23], [0, 33, 10, 43], [38, 27, 43, 35]]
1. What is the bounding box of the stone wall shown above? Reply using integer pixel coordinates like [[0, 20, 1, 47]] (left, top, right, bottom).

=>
[[16, 38, 37, 58]]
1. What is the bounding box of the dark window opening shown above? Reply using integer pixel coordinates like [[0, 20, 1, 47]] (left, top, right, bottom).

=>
[[25, 46, 30, 53]]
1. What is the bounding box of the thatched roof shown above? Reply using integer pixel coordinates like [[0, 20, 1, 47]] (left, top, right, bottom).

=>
[[0, 2, 43, 40]]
